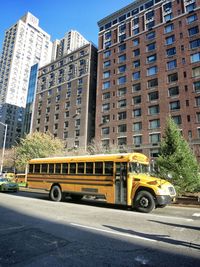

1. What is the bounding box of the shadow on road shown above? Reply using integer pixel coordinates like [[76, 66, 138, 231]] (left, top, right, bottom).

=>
[[103, 225, 200, 250], [148, 220, 200, 232]]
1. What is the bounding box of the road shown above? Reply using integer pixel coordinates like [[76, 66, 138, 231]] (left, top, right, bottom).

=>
[[0, 190, 199, 267]]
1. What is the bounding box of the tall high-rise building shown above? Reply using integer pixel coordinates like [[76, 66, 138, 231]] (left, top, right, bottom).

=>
[[32, 42, 97, 150], [0, 12, 52, 147], [51, 30, 89, 61], [96, 0, 200, 160]]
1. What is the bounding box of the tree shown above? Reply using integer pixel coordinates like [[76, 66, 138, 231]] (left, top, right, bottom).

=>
[[15, 132, 64, 171], [156, 117, 200, 193]]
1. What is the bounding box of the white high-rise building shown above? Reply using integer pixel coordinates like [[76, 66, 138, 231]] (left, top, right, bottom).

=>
[[0, 12, 52, 148], [51, 30, 89, 61]]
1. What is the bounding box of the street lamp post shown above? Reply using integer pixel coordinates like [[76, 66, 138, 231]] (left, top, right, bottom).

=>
[[0, 122, 7, 174]]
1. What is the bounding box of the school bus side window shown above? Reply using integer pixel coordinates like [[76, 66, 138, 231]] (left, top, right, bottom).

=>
[[29, 164, 33, 173], [62, 163, 68, 174], [95, 162, 103, 174], [41, 164, 47, 173], [86, 162, 93, 174], [55, 163, 61, 174], [105, 162, 113, 175], [49, 164, 54, 174], [70, 163, 76, 174], [35, 164, 40, 173], [78, 162, 84, 174]]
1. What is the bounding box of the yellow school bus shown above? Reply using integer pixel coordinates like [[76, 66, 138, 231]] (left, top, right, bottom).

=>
[[27, 153, 176, 213]]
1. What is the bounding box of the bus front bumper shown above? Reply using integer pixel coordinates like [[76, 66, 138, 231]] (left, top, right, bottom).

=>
[[156, 195, 173, 206]]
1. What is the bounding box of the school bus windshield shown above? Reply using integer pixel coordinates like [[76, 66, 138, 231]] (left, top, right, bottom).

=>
[[129, 162, 150, 174]]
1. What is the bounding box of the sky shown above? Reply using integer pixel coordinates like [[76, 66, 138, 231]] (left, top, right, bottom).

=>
[[0, 0, 133, 49]]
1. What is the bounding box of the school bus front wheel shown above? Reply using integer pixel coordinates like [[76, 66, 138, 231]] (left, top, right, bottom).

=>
[[133, 190, 155, 213]]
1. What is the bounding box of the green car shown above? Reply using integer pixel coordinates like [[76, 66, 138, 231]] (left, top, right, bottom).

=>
[[0, 177, 19, 192]]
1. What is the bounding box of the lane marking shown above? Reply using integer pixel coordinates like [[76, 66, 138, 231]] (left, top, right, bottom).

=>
[[192, 213, 200, 217], [71, 223, 156, 243]]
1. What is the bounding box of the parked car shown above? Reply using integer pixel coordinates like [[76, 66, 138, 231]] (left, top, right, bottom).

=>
[[0, 177, 19, 192]]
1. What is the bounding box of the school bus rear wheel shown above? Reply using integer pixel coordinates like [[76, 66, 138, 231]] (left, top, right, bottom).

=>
[[49, 185, 62, 202]]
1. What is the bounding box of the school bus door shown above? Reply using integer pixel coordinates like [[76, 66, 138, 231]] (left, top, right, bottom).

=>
[[115, 162, 127, 204]]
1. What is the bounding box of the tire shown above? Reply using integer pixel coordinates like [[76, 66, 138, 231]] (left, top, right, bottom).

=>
[[49, 185, 62, 202], [134, 190, 155, 213]]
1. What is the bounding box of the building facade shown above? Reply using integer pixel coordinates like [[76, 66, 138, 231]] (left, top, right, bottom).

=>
[[0, 12, 52, 147], [32, 43, 97, 149], [96, 0, 200, 159]]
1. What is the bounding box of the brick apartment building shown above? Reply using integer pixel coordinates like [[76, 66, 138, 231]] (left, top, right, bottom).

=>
[[32, 43, 97, 149], [96, 0, 200, 159]]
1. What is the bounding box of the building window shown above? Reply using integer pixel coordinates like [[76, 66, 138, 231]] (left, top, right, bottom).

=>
[[193, 81, 200, 93], [196, 97, 200, 106], [190, 39, 200, 49], [149, 119, 160, 129], [132, 83, 141, 92], [166, 47, 176, 57], [118, 43, 126, 52], [104, 50, 111, 58], [103, 60, 111, 68], [133, 135, 142, 146], [170, 101, 180, 110], [76, 98, 82, 105], [118, 124, 127, 133], [133, 38, 139, 46], [102, 92, 111, 100], [103, 71, 110, 79], [186, 3, 196, 13], [118, 76, 126, 85], [164, 13, 173, 22], [166, 35, 175, 45], [164, 24, 174, 34], [191, 52, 200, 63], [118, 54, 126, 63], [147, 66, 157, 76], [133, 108, 141, 117], [188, 26, 199, 36], [133, 49, 140, 57], [148, 91, 159, 101], [168, 73, 178, 83], [118, 99, 127, 108], [133, 122, 142, 131], [132, 71, 140, 80], [167, 59, 177, 70], [147, 54, 157, 63], [64, 121, 69, 128], [196, 112, 200, 122], [103, 81, 110, 90], [168, 86, 179, 97], [118, 137, 127, 146], [118, 65, 126, 73], [148, 78, 158, 88], [118, 87, 127, 97], [192, 67, 200, 78], [187, 14, 197, 24], [102, 127, 110, 135], [146, 31, 156, 40], [102, 103, 110, 112], [149, 105, 159, 115], [172, 115, 182, 125], [102, 115, 110, 123], [146, 42, 156, 52], [133, 95, 141, 105], [118, 111, 127, 120], [133, 60, 140, 68], [149, 133, 160, 144]]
